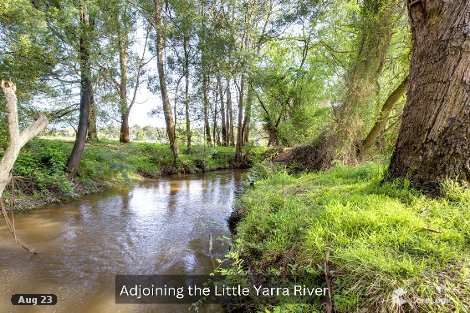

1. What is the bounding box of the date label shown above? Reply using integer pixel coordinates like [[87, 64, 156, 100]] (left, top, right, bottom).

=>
[[11, 294, 57, 305]]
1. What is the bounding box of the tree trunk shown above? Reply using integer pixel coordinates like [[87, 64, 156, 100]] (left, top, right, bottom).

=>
[[120, 112, 130, 143], [87, 87, 98, 142], [202, 72, 212, 145], [266, 121, 278, 147], [226, 77, 235, 146], [154, 0, 178, 162], [235, 76, 244, 160], [183, 33, 191, 152], [218, 74, 227, 146], [242, 80, 253, 144], [0, 81, 48, 197], [67, 0, 92, 177], [388, 0, 469, 188], [358, 75, 409, 159], [213, 85, 219, 145], [333, 0, 400, 164], [118, 21, 129, 143]]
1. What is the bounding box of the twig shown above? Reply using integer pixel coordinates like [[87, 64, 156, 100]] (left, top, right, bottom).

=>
[[0, 198, 36, 254], [422, 227, 441, 233], [409, 0, 423, 8], [324, 249, 333, 313]]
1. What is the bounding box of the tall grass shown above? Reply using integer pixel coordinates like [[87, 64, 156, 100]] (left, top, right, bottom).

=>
[[232, 163, 469, 312]]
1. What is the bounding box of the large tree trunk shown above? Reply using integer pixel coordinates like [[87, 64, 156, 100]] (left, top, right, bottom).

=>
[[183, 33, 191, 152], [87, 87, 98, 142], [0, 81, 48, 197], [388, 0, 469, 187], [154, 0, 179, 162], [202, 72, 212, 145], [67, 0, 92, 176], [358, 75, 409, 159]]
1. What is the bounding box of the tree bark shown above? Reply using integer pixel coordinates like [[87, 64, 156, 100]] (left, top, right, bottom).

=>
[[67, 0, 92, 177], [358, 75, 409, 159], [154, 0, 179, 162], [0, 81, 48, 197], [120, 112, 130, 143], [118, 20, 129, 143], [388, 0, 469, 187], [87, 86, 98, 142]]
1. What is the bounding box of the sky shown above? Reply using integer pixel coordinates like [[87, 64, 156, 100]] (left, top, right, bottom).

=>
[[127, 88, 166, 128]]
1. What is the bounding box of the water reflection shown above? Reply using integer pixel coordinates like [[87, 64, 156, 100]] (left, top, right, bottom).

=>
[[0, 170, 244, 313]]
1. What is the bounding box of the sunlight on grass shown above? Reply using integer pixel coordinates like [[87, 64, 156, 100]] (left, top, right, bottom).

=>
[[233, 163, 470, 312]]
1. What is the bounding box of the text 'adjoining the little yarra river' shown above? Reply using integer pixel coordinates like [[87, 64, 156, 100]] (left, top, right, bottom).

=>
[[115, 275, 328, 304]]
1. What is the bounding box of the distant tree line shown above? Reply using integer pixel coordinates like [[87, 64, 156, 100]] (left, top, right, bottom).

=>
[[1, 0, 468, 188]]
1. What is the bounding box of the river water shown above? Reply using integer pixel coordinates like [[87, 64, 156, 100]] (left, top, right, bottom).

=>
[[0, 170, 245, 313]]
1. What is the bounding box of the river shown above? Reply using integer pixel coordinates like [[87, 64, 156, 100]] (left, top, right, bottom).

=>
[[0, 170, 245, 313]]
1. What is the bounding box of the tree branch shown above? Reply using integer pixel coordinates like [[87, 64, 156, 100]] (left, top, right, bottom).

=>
[[0, 80, 48, 197]]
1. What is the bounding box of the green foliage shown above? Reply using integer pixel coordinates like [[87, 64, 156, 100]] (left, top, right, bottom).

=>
[[232, 163, 470, 312], [13, 140, 73, 196], [7, 139, 264, 210]]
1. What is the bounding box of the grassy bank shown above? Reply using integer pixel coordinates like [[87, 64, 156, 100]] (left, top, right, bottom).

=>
[[228, 162, 469, 312], [2, 138, 265, 211]]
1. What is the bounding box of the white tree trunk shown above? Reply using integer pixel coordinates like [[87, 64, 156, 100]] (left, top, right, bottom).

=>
[[0, 80, 48, 198]]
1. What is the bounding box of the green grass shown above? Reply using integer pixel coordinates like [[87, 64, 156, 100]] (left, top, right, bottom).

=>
[[230, 162, 469, 312], [3, 138, 266, 210]]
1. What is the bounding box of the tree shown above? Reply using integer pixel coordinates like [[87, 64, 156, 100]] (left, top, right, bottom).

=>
[[0, 1, 58, 101], [115, 6, 150, 144], [66, 0, 94, 176], [332, 0, 403, 164], [388, 0, 469, 188], [0, 81, 48, 198], [183, 32, 192, 151], [152, 0, 179, 162], [358, 75, 409, 159], [217, 74, 227, 145]]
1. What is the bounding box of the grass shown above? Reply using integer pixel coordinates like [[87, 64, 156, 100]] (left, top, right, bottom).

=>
[[228, 162, 470, 312], [2, 138, 266, 210]]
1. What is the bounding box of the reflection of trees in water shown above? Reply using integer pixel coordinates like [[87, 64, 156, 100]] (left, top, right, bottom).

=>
[[169, 180, 182, 196], [167, 180, 182, 214], [119, 190, 131, 217]]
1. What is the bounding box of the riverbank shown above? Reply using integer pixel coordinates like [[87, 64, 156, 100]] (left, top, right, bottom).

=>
[[228, 162, 469, 312], [2, 138, 265, 211]]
